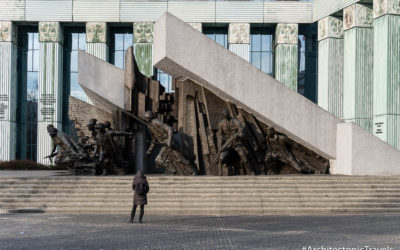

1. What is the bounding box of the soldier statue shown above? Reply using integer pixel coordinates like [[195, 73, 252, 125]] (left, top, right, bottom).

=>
[[87, 118, 97, 142], [144, 111, 197, 175], [46, 124, 86, 165], [93, 123, 133, 175], [104, 121, 113, 131], [216, 109, 254, 175], [264, 127, 315, 174]]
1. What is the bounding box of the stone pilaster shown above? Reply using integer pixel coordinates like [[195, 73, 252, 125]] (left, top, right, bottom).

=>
[[133, 22, 154, 173], [37, 22, 64, 164], [275, 23, 298, 91], [373, 0, 400, 149], [86, 22, 109, 61], [0, 21, 17, 161], [188, 23, 202, 32], [228, 23, 250, 62], [133, 22, 153, 77], [317, 16, 344, 118], [343, 4, 374, 132]]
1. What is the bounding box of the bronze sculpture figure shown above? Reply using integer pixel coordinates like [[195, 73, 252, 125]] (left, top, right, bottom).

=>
[[144, 111, 197, 175], [94, 123, 133, 175], [46, 124, 86, 165], [264, 127, 318, 174], [216, 109, 254, 175]]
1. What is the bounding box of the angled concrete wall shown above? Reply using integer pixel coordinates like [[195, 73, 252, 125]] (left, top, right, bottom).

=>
[[154, 13, 342, 159], [335, 123, 400, 175], [78, 50, 124, 112]]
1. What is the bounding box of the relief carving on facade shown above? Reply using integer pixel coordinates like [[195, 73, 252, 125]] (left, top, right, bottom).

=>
[[39, 22, 62, 43], [374, 0, 400, 18], [344, 4, 373, 31], [275, 24, 298, 45], [86, 23, 107, 43], [228, 23, 250, 44], [188, 23, 202, 33], [374, 0, 388, 18], [134, 23, 153, 43], [0, 22, 14, 42], [318, 16, 343, 41], [388, 0, 400, 14]]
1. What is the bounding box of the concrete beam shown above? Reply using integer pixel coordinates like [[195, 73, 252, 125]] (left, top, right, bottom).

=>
[[153, 13, 342, 159], [78, 50, 124, 112]]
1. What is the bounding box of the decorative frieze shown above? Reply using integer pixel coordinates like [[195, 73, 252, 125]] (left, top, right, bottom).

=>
[[0, 22, 16, 43], [318, 16, 343, 41], [134, 23, 153, 43], [373, 0, 400, 18], [343, 4, 373, 30], [86, 22, 108, 43], [39, 22, 63, 43], [228, 23, 250, 44], [188, 23, 202, 33], [275, 24, 298, 45]]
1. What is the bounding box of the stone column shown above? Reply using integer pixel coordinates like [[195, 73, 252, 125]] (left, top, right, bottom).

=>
[[133, 22, 154, 173], [373, 0, 400, 149], [343, 4, 374, 132], [0, 22, 17, 161], [86, 22, 109, 61], [317, 16, 344, 118], [228, 23, 250, 62], [37, 22, 63, 164], [275, 24, 298, 91], [133, 22, 153, 77]]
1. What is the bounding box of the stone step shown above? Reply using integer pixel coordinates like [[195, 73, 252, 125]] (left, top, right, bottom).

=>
[[2, 188, 400, 194], [2, 201, 400, 209], [3, 207, 400, 215], [3, 192, 400, 197], [2, 176, 400, 215], [2, 176, 400, 182], [3, 183, 400, 189], [2, 178, 400, 183], [3, 196, 400, 203]]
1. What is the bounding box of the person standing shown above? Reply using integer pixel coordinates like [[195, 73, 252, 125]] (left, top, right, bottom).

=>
[[130, 170, 149, 223]]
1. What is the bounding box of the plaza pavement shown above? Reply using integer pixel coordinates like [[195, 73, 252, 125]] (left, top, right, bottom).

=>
[[0, 213, 399, 249]]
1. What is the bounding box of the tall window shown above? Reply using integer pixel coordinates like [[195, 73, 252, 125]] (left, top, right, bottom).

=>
[[298, 23, 318, 103], [17, 29, 39, 161], [110, 28, 133, 69], [64, 29, 86, 101], [250, 27, 274, 76], [63, 28, 86, 134], [203, 26, 228, 48], [155, 69, 173, 93], [298, 34, 306, 96]]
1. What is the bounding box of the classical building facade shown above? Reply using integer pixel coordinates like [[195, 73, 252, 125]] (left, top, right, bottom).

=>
[[0, 0, 398, 164]]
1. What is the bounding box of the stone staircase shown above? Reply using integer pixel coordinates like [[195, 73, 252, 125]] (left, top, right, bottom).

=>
[[1, 175, 400, 215]]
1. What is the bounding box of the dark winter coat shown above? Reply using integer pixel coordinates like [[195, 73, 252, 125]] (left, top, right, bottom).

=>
[[132, 171, 149, 205]]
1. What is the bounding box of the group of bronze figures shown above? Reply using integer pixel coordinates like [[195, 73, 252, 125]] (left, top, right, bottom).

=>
[[46, 120, 132, 175], [47, 107, 328, 176], [54, 46, 329, 175]]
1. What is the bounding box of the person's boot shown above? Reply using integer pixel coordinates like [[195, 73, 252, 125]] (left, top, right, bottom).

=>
[[102, 169, 107, 176], [130, 210, 135, 223], [139, 211, 144, 224]]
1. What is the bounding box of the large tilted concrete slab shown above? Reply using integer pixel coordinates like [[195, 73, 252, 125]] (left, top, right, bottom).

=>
[[153, 13, 400, 175], [154, 13, 341, 159], [78, 50, 124, 113]]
